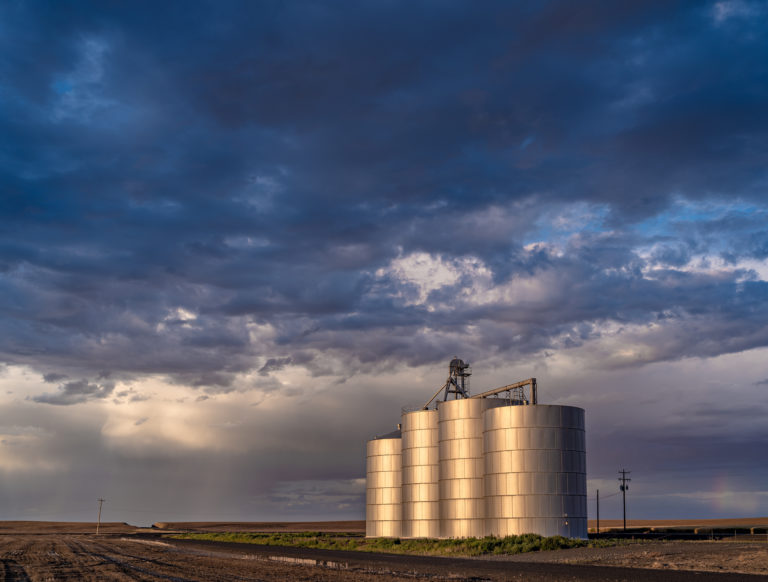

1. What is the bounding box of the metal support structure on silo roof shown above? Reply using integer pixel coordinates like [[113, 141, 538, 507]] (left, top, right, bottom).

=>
[[470, 377, 537, 405], [444, 357, 471, 400], [421, 362, 537, 410], [421, 357, 472, 410]]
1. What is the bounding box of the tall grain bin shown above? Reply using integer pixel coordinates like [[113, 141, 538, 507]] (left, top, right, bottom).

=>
[[438, 398, 506, 538], [483, 404, 587, 538], [401, 409, 439, 538], [365, 429, 402, 537]]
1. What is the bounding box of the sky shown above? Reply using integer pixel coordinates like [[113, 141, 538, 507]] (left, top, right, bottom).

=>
[[1, 0, 767, 525]]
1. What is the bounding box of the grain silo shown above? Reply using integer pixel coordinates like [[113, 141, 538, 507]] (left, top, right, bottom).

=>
[[484, 404, 587, 538], [365, 358, 587, 539], [400, 409, 439, 538], [365, 428, 402, 537], [438, 397, 506, 538]]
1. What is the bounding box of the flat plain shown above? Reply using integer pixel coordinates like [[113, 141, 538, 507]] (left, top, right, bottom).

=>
[[0, 520, 766, 581]]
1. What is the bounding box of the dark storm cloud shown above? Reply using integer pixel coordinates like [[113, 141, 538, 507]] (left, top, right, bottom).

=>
[[0, 0, 766, 381], [42, 373, 68, 384], [259, 357, 293, 376], [32, 378, 115, 406]]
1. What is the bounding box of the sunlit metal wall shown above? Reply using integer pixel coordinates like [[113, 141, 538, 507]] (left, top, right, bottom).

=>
[[484, 404, 587, 538], [400, 409, 439, 538], [365, 433, 402, 537], [438, 398, 507, 538]]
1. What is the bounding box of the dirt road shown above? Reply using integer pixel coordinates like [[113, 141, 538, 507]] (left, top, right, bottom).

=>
[[1, 534, 767, 582]]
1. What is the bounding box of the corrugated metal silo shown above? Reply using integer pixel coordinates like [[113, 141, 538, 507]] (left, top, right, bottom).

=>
[[365, 430, 402, 537], [483, 404, 587, 538], [438, 398, 507, 538], [400, 409, 439, 538]]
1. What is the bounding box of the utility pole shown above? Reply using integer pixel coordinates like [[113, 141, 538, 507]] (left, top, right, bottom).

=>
[[596, 489, 600, 535], [618, 469, 631, 532], [96, 498, 105, 535]]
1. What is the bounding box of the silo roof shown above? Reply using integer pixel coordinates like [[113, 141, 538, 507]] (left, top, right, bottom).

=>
[[374, 428, 402, 439]]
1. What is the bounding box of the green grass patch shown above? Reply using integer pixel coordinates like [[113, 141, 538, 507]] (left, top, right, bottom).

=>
[[167, 531, 625, 556]]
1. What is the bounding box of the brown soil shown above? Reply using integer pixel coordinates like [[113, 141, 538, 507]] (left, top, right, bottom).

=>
[[0, 534, 418, 581], [0, 522, 140, 534], [152, 520, 366, 533], [0, 534, 766, 581], [484, 540, 768, 576]]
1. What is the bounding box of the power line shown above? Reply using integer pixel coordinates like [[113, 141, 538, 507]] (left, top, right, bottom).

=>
[[618, 469, 631, 532], [96, 498, 105, 535]]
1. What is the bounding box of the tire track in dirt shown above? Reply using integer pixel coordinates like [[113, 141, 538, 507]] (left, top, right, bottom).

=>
[[62, 537, 191, 581], [76, 537, 268, 581], [72, 538, 187, 576], [1, 536, 129, 582], [1, 560, 30, 582], [0, 540, 31, 582], [79, 551, 196, 582], [0, 535, 391, 581]]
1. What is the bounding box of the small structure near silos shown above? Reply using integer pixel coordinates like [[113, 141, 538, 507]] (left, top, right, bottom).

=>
[[365, 358, 587, 539]]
